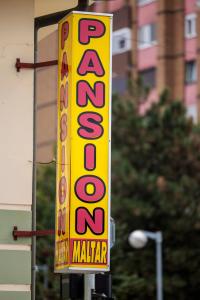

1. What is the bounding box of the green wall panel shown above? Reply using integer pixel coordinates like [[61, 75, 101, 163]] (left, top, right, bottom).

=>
[[0, 250, 31, 284], [0, 210, 31, 245], [0, 292, 31, 300]]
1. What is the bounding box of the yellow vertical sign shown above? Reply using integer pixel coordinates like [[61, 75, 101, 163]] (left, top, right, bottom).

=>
[[55, 11, 112, 273]]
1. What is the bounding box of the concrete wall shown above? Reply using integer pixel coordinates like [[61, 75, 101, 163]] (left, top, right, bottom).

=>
[[36, 30, 58, 162], [35, 0, 95, 41], [35, 0, 80, 17], [0, 0, 34, 299]]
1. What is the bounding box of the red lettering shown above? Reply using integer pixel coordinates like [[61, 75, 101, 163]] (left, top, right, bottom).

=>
[[76, 207, 104, 235], [61, 52, 69, 80], [84, 144, 96, 171], [60, 114, 67, 142], [60, 83, 68, 111], [78, 50, 105, 77], [58, 209, 62, 236], [62, 208, 66, 235], [61, 21, 69, 49], [78, 112, 103, 139], [75, 175, 106, 203], [77, 81, 105, 108], [59, 176, 67, 204], [61, 145, 65, 173], [79, 19, 105, 44], [58, 208, 66, 236]]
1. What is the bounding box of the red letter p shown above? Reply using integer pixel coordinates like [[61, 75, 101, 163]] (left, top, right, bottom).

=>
[[79, 19, 105, 45], [61, 21, 69, 49]]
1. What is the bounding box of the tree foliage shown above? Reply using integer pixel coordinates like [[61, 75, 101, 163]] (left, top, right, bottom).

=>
[[36, 163, 60, 300], [111, 92, 200, 299], [36, 90, 200, 299]]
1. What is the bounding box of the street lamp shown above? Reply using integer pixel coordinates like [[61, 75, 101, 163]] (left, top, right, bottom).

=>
[[129, 230, 163, 300]]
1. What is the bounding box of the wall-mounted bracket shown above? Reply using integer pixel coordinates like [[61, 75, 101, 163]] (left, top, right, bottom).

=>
[[92, 292, 114, 299], [15, 58, 58, 72], [13, 226, 55, 240]]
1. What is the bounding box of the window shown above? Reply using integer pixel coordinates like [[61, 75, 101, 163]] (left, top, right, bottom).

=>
[[186, 105, 197, 123], [112, 28, 131, 55], [139, 68, 156, 89], [185, 61, 197, 84], [185, 14, 196, 38], [112, 77, 127, 94], [138, 23, 156, 49], [138, 0, 155, 6], [197, 0, 200, 9]]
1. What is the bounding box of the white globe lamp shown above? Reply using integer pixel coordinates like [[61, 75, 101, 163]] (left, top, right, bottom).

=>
[[128, 230, 163, 300], [128, 230, 148, 249]]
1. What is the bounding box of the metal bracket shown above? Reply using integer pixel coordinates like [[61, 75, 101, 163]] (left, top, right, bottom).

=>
[[92, 292, 114, 300], [13, 226, 55, 240], [78, 0, 89, 11], [15, 58, 58, 72]]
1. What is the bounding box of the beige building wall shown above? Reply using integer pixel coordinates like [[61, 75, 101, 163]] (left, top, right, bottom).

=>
[[0, 0, 34, 208], [35, 0, 78, 17], [0, 1, 34, 299], [35, 0, 78, 41], [35, 0, 95, 40]]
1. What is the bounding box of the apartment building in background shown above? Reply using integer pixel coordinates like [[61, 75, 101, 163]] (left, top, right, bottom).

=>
[[95, 0, 200, 120], [36, 0, 200, 161]]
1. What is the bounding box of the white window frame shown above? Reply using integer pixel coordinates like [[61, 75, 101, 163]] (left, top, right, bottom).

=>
[[138, 23, 156, 49], [138, 0, 156, 6], [112, 27, 131, 55], [185, 13, 197, 39]]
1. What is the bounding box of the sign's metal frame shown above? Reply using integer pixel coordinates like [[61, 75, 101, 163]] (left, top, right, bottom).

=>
[[55, 10, 113, 273]]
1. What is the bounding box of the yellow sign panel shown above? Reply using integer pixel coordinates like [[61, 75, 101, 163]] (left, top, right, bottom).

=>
[[55, 11, 112, 273]]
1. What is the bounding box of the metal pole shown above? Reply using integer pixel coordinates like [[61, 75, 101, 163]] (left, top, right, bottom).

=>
[[77, 0, 89, 11], [84, 274, 95, 300], [156, 232, 163, 300], [31, 23, 38, 300]]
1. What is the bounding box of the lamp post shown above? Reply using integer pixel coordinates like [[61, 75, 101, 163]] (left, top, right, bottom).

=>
[[128, 230, 163, 300]]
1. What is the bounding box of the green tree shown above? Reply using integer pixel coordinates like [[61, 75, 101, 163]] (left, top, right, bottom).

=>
[[36, 163, 60, 300], [36, 89, 200, 300], [111, 92, 200, 299]]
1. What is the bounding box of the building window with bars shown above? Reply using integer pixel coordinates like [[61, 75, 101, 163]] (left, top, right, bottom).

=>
[[185, 14, 197, 38], [112, 28, 131, 55], [138, 23, 156, 49], [185, 61, 197, 84]]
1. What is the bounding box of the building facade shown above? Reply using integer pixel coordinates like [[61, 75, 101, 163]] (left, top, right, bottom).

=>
[[0, 1, 34, 299], [36, 0, 200, 161], [95, 0, 200, 121], [0, 1, 85, 299]]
